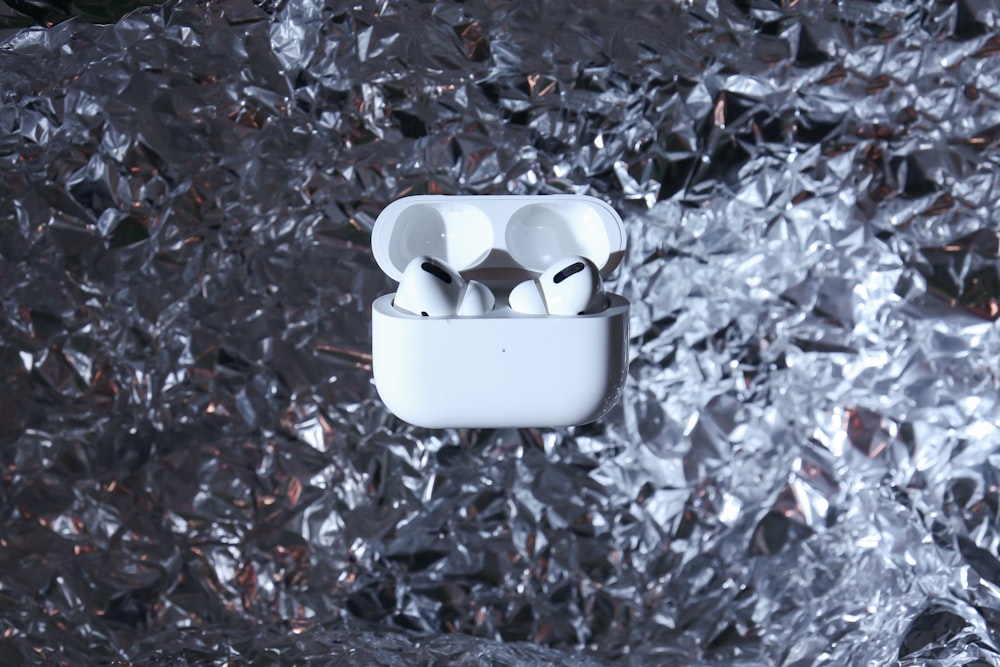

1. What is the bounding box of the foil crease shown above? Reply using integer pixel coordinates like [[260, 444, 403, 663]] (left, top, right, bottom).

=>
[[1, 0, 1000, 664]]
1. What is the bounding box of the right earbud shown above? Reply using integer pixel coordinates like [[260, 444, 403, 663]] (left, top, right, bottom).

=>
[[393, 256, 495, 317], [508, 256, 607, 315]]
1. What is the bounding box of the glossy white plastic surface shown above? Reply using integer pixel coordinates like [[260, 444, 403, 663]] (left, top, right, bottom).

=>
[[392, 256, 466, 317], [372, 195, 625, 281], [535, 255, 605, 315], [371, 195, 629, 428], [372, 295, 629, 428]]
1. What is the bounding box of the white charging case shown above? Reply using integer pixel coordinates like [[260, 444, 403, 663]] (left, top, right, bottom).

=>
[[371, 195, 629, 429]]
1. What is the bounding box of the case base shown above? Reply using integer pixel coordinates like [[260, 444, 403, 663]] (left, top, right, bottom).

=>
[[372, 294, 630, 429]]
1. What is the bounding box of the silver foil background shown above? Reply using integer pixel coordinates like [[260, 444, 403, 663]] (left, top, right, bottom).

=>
[[1, 0, 1000, 664]]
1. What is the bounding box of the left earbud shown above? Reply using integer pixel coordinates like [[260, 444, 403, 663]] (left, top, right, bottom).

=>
[[393, 256, 495, 317]]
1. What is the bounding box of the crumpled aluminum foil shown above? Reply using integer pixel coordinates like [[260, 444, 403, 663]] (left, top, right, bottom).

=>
[[2, 0, 1000, 663]]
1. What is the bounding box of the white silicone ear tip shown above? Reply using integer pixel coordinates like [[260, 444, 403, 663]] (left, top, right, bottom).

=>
[[508, 279, 547, 315], [458, 280, 495, 316], [539, 256, 604, 315], [393, 256, 464, 316]]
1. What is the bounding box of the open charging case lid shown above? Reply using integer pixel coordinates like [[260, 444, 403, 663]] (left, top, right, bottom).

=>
[[371, 195, 627, 285]]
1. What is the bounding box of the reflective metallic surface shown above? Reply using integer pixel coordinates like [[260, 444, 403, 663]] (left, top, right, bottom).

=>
[[2, 0, 1000, 663]]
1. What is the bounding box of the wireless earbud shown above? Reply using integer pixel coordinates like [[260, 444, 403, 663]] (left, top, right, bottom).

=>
[[508, 255, 607, 315], [393, 256, 495, 317]]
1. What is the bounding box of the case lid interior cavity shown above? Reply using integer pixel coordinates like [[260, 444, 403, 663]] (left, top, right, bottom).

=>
[[371, 195, 627, 282]]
